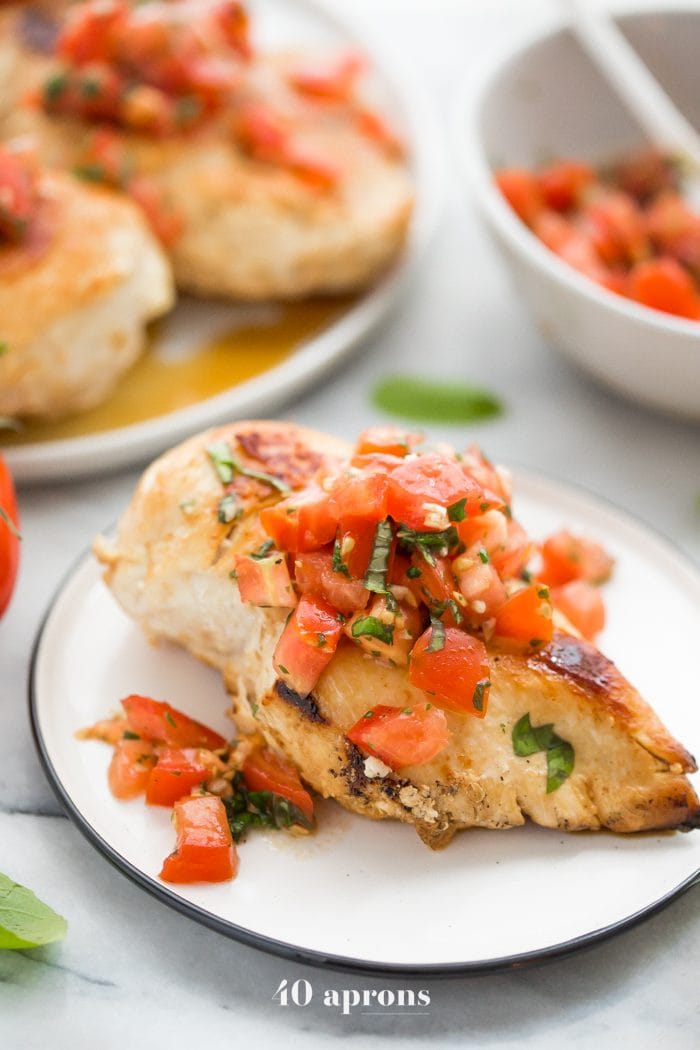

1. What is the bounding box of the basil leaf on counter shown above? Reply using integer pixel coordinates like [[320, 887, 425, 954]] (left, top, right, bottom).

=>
[[0, 873, 67, 950], [512, 713, 574, 793]]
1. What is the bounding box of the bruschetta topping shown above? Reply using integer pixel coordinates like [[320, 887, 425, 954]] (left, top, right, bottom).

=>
[[0, 141, 40, 245], [215, 429, 614, 732]]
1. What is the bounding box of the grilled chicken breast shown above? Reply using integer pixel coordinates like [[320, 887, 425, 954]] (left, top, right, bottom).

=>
[[94, 421, 700, 847], [0, 168, 173, 420]]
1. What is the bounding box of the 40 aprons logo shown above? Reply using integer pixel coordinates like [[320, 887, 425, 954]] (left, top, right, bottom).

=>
[[273, 978, 431, 1016]]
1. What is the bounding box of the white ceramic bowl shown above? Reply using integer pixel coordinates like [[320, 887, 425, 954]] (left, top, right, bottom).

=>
[[461, 8, 700, 421]]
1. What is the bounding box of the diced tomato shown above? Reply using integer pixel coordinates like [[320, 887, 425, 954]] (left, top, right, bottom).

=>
[[354, 425, 422, 458], [611, 147, 677, 203], [287, 52, 363, 101], [107, 739, 156, 800], [452, 554, 507, 624], [260, 485, 338, 553], [495, 168, 545, 226], [386, 454, 483, 531], [58, 2, 127, 65], [0, 147, 37, 243], [580, 189, 649, 266], [457, 508, 508, 560], [540, 530, 614, 587], [348, 452, 405, 474], [409, 626, 491, 717], [551, 580, 605, 640], [243, 747, 314, 821], [334, 518, 378, 580], [408, 553, 461, 625], [234, 551, 297, 608], [493, 584, 553, 645], [538, 159, 595, 211], [346, 703, 449, 770], [293, 548, 369, 614], [160, 795, 237, 883], [329, 471, 389, 523], [146, 748, 211, 807], [628, 256, 700, 319], [645, 193, 700, 274], [538, 217, 610, 282], [121, 695, 226, 749], [273, 594, 342, 696], [354, 108, 404, 158], [460, 445, 511, 507], [491, 520, 532, 579], [0, 453, 20, 618], [214, 0, 252, 60], [345, 595, 422, 667]]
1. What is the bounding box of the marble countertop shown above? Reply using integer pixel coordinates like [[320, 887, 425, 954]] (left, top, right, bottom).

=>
[[1, 1, 698, 1046]]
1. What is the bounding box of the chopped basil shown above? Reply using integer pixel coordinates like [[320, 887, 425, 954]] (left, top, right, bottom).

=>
[[351, 615, 394, 646], [0, 342, 8, 356], [43, 72, 68, 103], [164, 711, 177, 728], [537, 586, 550, 600], [317, 633, 327, 648], [406, 565, 422, 579], [174, 95, 202, 124], [512, 713, 574, 793], [80, 76, 102, 98], [396, 524, 459, 565], [0, 873, 67, 950], [332, 537, 350, 577], [520, 568, 534, 584], [218, 494, 240, 524], [478, 547, 490, 564], [426, 619, 446, 652], [278, 664, 289, 675], [73, 162, 106, 184], [364, 519, 393, 594], [427, 596, 463, 626], [206, 442, 290, 493], [223, 775, 313, 843], [447, 498, 467, 522], [250, 539, 274, 560], [122, 730, 140, 741], [472, 679, 490, 712]]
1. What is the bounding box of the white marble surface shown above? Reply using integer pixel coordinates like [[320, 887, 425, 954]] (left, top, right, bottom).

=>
[[1, 1, 699, 1046]]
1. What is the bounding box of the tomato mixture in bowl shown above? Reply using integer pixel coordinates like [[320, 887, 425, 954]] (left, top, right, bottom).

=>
[[495, 149, 700, 320]]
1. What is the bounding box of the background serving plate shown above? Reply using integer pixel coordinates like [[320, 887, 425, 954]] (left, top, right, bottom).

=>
[[1, 0, 440, 485], [29, 470, 700, 975]]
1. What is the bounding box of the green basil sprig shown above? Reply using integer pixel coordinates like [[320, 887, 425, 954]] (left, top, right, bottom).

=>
[[512, 713, 574, 793]]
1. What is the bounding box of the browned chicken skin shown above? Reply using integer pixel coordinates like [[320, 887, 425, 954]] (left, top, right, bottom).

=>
[[94, 421, 700, 847]]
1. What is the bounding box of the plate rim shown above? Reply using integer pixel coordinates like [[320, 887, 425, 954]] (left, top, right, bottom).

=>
[[4, 0, 443, 486], [28, 469, 700, 977]]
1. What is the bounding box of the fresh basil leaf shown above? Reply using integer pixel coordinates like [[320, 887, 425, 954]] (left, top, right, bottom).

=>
[[249, 539, 275, 560], [426, 619, 445, 652], [472, 678, 490, 712], [364, 519, 393, 594], [447, 498, 467, 522], [332, 537, 350, 577], [218, 494, 240, 524], [0, 873, 67, 950], [206, 443, 290, 493], [223, 779, 312, 843], [351, 615, 394, 646], [512, 713, 574, 793], [396, 524, 459, 565]]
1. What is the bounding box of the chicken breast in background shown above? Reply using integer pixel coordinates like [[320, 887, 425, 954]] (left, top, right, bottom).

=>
[[94, 421, 700, 848], [0, 147, 174, 421], [1, 0, 414, 299]]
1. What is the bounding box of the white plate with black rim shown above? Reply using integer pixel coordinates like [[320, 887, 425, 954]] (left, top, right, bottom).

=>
[[30, 470, 700, 975], [2, 0, 441, 485]]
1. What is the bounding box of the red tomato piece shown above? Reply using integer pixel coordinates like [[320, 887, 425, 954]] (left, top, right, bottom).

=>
[[581, 189, 649, 266], [538, 159, 595, 211], [243, 748, 314, 821], [409, 626, 491, 717], [540, 530, 614, 587], [628, 256, 700, 319], [354, 425, 423, 458], [58, 2, 127, 64], [107, 739, 156, 800], [260, 485, 338, 553], [386, 454, 482, 531], [145, 748, 211, 807], [121, 695, 226, 749], [329, 471, 389, 523], [0, 147, 37, 242], [293, 548, 369, 614], [346, 703, 449, 770], [160, 795, 237, 883], [493, 584, 554, 645], [551, 580, 606, 640], [287, 52, 363, 101], [273, 594, 342, 696], [452, 554, 507, 625], [0, 453, 20, 618], [495, 168, 545, 226], [234, 551, 297, 608], [334, 518, 378, 580]]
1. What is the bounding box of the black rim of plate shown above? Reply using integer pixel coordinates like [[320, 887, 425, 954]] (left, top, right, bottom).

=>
[[29, 519, 700, 979]]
